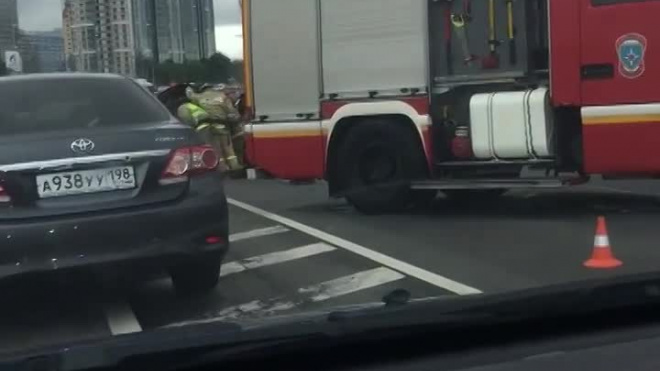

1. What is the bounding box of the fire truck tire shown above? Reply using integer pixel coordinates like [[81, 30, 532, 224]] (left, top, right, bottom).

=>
[[336, 119, 429, 214]]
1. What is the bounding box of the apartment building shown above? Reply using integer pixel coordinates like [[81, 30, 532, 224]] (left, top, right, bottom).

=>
[[0, 0, 19, 57], [133, 0, 216, 64], [63, 0, 215, 75], [63, 0, 135, 76]]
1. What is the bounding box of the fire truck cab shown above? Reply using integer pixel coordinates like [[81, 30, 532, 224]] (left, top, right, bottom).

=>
[[241, 0, 660, 213]]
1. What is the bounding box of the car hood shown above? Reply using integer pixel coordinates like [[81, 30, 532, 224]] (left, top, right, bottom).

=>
[[0, 295, 448, 370], [10, 270, 660, 370]]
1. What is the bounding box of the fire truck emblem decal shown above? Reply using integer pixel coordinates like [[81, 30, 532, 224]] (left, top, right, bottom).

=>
[[616, 33, 647, 79]]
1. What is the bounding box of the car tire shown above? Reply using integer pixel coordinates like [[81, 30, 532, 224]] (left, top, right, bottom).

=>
[[170, 253, 222, 295], [336, 119, 429, 214]]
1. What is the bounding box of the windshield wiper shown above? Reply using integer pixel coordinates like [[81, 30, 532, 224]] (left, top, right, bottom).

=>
[[125, 275, 660, 370]]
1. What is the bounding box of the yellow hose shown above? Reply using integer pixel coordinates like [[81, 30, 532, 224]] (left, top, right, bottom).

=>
[[507, 0, 514, 39], [488, 0, 496, 52]]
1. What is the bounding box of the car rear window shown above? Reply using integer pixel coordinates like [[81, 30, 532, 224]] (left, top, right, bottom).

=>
[[0, 77, 171, 135]]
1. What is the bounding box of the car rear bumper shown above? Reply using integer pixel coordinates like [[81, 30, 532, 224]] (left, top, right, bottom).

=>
[[0, 174, 229, 280]]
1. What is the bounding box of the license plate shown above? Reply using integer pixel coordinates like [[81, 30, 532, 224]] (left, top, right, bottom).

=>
[[36, 166, 136, 199]]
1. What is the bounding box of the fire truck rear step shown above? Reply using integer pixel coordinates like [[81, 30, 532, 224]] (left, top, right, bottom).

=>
[[410, 177, 587, 190], [435, 159, 555, 168]]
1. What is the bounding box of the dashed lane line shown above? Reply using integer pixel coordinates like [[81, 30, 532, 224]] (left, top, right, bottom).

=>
[[297, 266, 404, 302], [104, 301, 142, 335], [220, 242, 336, 277], [229, 225, 290, 243], [107, 232, 323, 335], [227, 198, 483, 295], [165, 267, 406, 327]]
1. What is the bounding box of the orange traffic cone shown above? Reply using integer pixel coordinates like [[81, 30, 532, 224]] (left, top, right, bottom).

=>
[[584, 216, 622, 269]]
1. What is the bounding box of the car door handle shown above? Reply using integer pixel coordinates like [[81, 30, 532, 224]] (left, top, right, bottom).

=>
[[581, 64, 614, 80]]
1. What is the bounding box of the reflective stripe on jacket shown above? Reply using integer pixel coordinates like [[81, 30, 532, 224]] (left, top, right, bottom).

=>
[[196, 123, 227, 133], [184, 103, 210, 125]]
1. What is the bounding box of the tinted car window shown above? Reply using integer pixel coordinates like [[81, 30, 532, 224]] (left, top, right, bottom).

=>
[[0, 77, 171, 135]]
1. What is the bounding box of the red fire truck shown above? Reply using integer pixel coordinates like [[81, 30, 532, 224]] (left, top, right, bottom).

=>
[[240, 0, 660, 213]]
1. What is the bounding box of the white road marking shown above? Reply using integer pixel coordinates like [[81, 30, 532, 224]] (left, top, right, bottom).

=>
[[165, 267, 405, 327], [586, 185, 635, 195], [220, 242, 336, 277], [104, 301, 142, 335], [229, 225, 290, 243], [298, 266, 405, 301], [227, 198, 483, 295]]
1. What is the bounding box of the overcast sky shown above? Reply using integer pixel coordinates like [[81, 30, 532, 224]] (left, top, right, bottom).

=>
[[16, 0, 244, 59]]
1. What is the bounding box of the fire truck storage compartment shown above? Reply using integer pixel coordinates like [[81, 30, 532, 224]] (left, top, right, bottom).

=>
[[250, 0, 321, 121], [429, 0, 549, 83], [320, 0, 428, 98], [469, 87, 555, 160]]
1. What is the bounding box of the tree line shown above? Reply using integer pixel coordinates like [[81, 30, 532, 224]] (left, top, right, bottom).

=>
[[137, 52, 243, 85], [0, 52, 243, 85]]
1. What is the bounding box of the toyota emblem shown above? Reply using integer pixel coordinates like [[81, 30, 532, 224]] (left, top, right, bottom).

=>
[[70, 138, 95, 154]]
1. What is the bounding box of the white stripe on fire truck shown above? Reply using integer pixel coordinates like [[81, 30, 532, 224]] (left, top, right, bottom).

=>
[[582, 103, 660, 125], [247, 122, 323, 138]]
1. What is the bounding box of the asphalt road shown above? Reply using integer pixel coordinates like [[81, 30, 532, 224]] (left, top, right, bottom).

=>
[[3, 176, 660, 356]]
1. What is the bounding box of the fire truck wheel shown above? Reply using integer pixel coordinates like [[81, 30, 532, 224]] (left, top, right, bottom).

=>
[[336, 119, 429, 214]]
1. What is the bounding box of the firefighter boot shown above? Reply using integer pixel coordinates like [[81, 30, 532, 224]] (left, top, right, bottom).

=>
[[219, 133, 241, 171], [231, 123, 246, 168], [211, 135, 230, 172]]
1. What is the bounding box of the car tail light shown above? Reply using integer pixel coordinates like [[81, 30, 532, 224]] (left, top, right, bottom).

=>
[[0, 185, 10, 203], [160, 145, 219, 185], [205, 236, 223, 244]]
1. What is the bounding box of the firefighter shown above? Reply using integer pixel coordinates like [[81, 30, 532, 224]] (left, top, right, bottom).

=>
[[228, 92, 246, 170], [176, 87, 228, 172], [182, 85, 243, 171]]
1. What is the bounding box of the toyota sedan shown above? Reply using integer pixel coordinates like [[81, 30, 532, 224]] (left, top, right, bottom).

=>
[[0, 73, 229, 294]]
